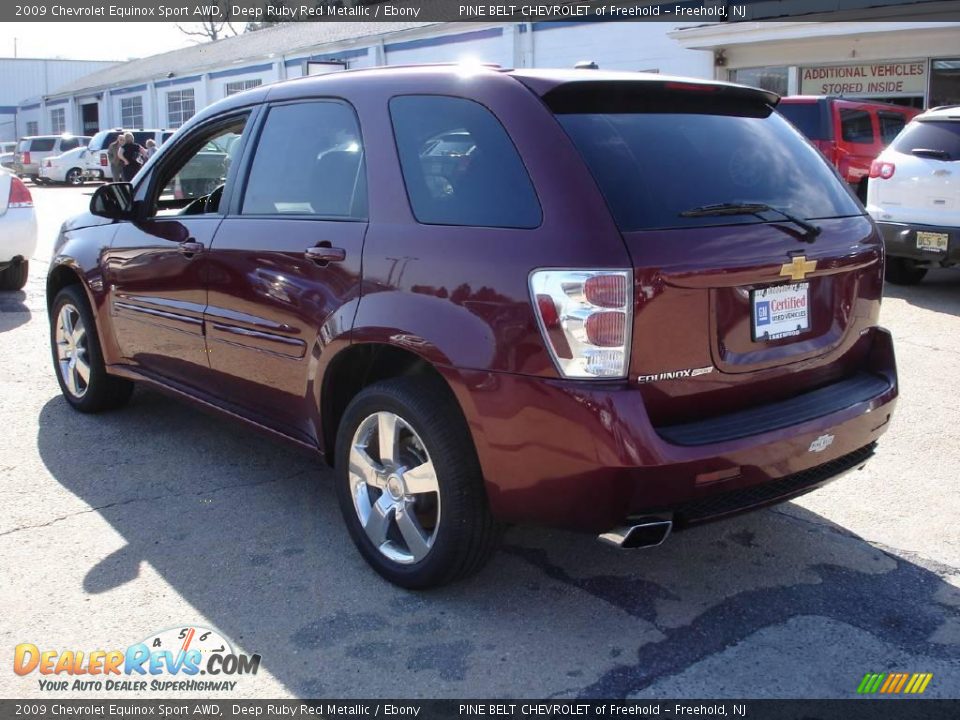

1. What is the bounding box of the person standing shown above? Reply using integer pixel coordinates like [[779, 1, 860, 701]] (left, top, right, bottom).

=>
[[143, 138, 158, 161], [107, 134, 124, 182], [119, 132, 143, 182]]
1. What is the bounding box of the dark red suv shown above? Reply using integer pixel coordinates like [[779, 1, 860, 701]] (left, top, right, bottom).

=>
[[778, 96, 919, 201], [47, 67, 898, 588]]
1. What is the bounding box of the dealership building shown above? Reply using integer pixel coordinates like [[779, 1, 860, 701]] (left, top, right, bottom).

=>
[[13, 16, 960, 138]]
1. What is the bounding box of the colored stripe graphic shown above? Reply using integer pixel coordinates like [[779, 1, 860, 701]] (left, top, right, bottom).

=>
[[857, 673, 932, 694]]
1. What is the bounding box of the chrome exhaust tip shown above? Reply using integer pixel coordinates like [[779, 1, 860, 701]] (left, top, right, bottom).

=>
[[599, 518, 673, 549]]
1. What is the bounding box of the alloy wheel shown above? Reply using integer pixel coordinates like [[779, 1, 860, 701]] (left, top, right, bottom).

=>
[[55, 304, 91, 398], [348, 411, 440, 564]]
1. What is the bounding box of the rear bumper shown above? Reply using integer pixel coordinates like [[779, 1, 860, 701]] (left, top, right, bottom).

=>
[[0, 208, 38, 266], [876, 221, 960, 264], [448, 327, 897, 533]]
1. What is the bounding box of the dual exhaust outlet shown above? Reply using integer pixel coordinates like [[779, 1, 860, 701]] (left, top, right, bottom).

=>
[[598, 518, 673, 549]]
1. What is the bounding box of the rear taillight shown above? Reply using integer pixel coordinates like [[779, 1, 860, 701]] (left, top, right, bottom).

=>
[[8, 176, 33, 208], [530, 269, 632, 378], [870, 161, 896, 180], [100, 153, 107, 166], [22, 151, 31, 165]]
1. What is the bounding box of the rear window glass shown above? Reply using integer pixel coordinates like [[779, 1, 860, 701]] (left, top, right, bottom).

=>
[[777, 102, 827, 140], [840, 109, 874, 143], [878, 112, 908, 145], [390, 95, 542, 229], [133, 132, 154, 146], [29, 138, 56, 152], [556, 108, 862, 232], [892, 120, 960, 159]]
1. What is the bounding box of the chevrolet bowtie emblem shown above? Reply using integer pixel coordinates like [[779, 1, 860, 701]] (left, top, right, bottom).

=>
[[780, 256, 817, 281]]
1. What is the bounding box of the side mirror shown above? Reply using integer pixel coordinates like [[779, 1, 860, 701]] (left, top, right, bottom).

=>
[[91, 182, 134, 220]]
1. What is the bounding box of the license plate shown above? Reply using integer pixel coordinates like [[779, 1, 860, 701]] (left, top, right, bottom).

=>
[[752, 282, 809, 341], [917, 231, 948, 252]]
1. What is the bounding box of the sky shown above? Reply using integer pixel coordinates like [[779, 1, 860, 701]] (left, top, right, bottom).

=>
[[0, 23, 237, 62]]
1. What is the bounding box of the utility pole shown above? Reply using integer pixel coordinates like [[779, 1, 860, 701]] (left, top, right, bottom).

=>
[[13, 37, 17, 58]]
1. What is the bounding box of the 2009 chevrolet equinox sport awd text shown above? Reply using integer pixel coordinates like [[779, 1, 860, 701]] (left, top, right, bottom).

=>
[[47, 66, 898, 588]]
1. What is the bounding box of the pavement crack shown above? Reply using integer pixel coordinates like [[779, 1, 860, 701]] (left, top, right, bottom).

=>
[[0, 469, 310, 538]]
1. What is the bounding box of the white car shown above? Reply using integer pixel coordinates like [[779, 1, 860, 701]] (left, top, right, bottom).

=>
[[867, 105, 960, 285], [39, 146, 101, 185], [0, 170, 38, 290]]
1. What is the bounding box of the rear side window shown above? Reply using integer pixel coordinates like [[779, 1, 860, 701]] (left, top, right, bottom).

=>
[[390, 95, 541, 229], [242, 101, 366, 219], [556, 104, 862, 232], [59, 137, 80, 152], [878, 112, 908, 145], [29, 138, 56, 152], [840, 109, 874, 144], [892, 120, 960, 159], [777, 102, 827, 140]]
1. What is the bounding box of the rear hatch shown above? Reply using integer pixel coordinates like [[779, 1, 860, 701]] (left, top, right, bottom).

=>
[[873, 116, 960, 226], [546, 80, 881, 428]]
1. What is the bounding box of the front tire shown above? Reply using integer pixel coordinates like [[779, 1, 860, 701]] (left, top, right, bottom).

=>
[[885, 257, 927, 285], [50, 285, 133, 413], [335, 376, 500, 589], [0, 261, 28, 291]]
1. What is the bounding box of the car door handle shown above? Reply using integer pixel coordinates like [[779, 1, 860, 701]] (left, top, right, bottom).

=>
[[178, 240, 204, 256], [305, 245, 346, 264]]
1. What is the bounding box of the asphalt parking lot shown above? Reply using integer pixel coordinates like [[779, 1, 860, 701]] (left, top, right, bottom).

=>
[[1, 183, 958, 700]]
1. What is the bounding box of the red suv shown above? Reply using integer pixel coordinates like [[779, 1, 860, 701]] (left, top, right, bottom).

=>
[[47, 67, 898, 588], [778, 96, 919, 201]]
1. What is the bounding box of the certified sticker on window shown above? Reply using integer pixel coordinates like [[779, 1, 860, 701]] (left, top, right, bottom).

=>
[[752, 282, 809, 341]]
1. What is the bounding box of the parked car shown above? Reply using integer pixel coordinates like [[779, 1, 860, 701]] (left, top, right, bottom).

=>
[[0, 170, 37, 290], [39, 146, 101, 185], [47, 67, 898, 588], [0, 152, 15, 173], [87, 128, 174, 180], [14, 135, 91, 184], [866, 105, 960, 284], [778, 96, 919, 201]]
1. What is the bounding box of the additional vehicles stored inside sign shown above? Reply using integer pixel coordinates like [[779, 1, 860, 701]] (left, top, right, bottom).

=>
[[866, 105, 960, 285], [47, 66, 898, 588]]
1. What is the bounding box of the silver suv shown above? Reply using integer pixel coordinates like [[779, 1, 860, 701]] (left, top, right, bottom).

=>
[[15, 135, 91, 183]]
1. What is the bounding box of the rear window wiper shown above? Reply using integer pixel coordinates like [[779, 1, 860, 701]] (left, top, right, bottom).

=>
[[679, 202, 822, 239], [910, 148, 951, 161]]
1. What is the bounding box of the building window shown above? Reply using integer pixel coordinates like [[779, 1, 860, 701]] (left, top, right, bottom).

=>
[[26, 121, 38, 136], [120, 96, 144, 128], [224, 79, 262, 97], [50, 108, 66, 134], [167, 89, 196, 129], [731, 66, 789, 97], [930, 58, 960, 108]]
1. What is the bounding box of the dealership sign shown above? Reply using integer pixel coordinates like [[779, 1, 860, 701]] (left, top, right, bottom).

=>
[[800, 61, 927, 97]]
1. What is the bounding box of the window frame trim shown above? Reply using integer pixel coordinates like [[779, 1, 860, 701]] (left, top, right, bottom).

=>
[[228, 97, 369, 223]]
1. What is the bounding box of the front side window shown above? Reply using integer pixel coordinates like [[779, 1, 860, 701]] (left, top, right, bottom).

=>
[[242, 101, 366, 219], [389, 95, 541, 229], [167, 89, 196, 129], [840, 109, 874, 144], [50, 108, 66, 134], [152, 116, 247, 217], [121, 96, 144, 128]]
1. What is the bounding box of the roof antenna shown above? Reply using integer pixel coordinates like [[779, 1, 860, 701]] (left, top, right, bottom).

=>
[[574, 60, 599, 70]]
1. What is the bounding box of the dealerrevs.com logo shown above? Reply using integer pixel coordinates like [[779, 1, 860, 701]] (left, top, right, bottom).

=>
[[14, 626, 261, 693]]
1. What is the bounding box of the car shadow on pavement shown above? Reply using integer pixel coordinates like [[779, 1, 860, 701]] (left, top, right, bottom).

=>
[[36, 390, 960, 699], [0, 291, 31, 331], [884, 268, 960, 315]]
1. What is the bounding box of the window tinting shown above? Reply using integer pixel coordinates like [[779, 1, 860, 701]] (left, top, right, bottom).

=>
[[242, 101, 366, 219], [840, 109, 874, 143], [30, 138, 56, 152], [878, 112, 908, 145], [390, 96, 541, 229], [59, 137, 81, 152], [892, 120, 960, 159], [777, 102, 828, 140], [557, 110, 862, 232]]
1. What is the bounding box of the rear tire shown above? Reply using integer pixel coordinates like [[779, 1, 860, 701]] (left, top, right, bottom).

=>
[[335, 376, 500, 589], [885, 257, 927, 285], [65, 168, 84, 186], [0, 261, 28, 291], [50, 285, 133, 413]]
